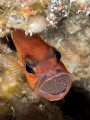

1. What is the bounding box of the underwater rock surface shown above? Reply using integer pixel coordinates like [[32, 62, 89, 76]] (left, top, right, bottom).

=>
[[0, 1, 90, 120]]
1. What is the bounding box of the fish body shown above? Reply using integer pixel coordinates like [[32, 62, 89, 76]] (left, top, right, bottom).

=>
[[11, 29, 72, 101]]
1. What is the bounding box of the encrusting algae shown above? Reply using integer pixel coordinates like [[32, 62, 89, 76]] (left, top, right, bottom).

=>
[[0, 0, 72, 37], [0, 0, 90, 120]]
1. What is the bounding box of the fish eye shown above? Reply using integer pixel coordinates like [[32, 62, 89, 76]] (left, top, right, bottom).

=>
[[53, 49, 61, 62], [25, 61, 35, 74]]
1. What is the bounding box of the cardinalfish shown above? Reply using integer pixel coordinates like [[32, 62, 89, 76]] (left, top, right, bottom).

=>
[[10, 28, 72, 101]]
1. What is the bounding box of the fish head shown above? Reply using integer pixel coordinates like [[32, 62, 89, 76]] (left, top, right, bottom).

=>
[[24, 47, 72, 101], [11, 29, 72, 101]]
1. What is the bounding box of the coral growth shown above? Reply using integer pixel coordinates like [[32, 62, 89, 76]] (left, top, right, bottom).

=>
[[0, 0, 90, 120], [0, 0, 71, 37]]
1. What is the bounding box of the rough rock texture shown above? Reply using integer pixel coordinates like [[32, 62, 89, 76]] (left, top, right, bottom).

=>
[[41, 2, 90, 82], [40, 2, 90, 120], [0, 1, 90, 120]]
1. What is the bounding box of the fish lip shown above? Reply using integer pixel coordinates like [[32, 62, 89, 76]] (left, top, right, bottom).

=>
[[39, 77, 72, 101], [34, 72, 72, 101]]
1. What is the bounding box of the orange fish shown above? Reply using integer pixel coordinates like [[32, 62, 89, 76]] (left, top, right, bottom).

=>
[[11, 28, 72, 101]]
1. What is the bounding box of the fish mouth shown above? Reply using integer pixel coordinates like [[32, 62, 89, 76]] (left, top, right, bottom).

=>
[[35, 69, 72, 101]]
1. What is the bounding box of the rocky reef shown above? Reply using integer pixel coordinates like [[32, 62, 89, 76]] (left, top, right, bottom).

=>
[[0, 0, 90, 120]]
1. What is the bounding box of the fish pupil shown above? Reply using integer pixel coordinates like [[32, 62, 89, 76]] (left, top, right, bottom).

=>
[[54, 49, 61, 62], [25, 61, 35, 74]]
